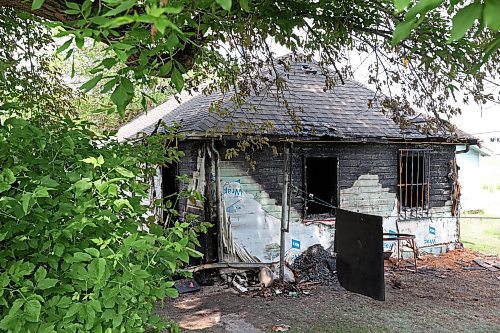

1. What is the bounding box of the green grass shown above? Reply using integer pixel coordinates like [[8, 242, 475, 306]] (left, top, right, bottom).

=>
[[460, 217, 500, 255]]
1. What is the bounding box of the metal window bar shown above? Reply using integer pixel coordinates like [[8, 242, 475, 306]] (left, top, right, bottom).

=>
[[398, 149, 431, 218]]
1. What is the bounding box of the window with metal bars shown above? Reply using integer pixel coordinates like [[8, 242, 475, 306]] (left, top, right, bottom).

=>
[[398, 149, 431, 218]]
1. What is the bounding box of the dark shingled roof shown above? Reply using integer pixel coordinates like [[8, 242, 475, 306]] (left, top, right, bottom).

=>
[[118, 58, 475, 143]]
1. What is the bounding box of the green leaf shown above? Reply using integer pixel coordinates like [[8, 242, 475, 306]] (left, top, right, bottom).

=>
[[164, 6, 183, 14], [171, 67, 184, 92], [24, 299, 42, 322], [394, 0, 411, 12], [404, 0, 443, 21], [114, 198, 134, 210], [110, 82, 133, 117], [0, 183, 11, 193], [80, 74, 103, 92], [85, 304, 96, 330], [3, 168, 15, 184], [33, 186, 51, 198], [177, 250, 189, 263], [84, 248, 100, 257], [392, 18, 416, 45], [75, 178, 92, 194], [64, 303, 82, 318], [154, 18, 169, 34], [239, 0, 250, 11], [21, 193, 32, 215], [101, 58, 118, 69], [34, 267, 47, 283], [40, 176, 59, 188], [89, 16, 109, 25], [37, 278, 58, 290], [484, 0, 500, 30], [164, 287, 178, 298], [115, 166, 134, 178], [448, 2, 481, 42], [166, 33, 179, 53], [54, 243, 65, 257], [57, 296, 72, 308], [105, 16, 135, 29], [73, 252, 92, 262], [56, 38, 73, 54], [216, 0, 232, 11], [101, 78, 118, 94], [103, 0, 135, 17], [66, 2, 80, 10], [477, 36, 500, 69], [160, 61, 173, 76], [38, 323, 55, 333], [89, 299, 102, 312], [32, 0, 46, 10], [74, 35, 84, 49], [96, 258, 106, 281]]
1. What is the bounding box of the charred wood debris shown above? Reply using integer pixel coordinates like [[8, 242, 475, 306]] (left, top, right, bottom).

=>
[[176, 248, 500, 296], [183, 245, 338, 298]]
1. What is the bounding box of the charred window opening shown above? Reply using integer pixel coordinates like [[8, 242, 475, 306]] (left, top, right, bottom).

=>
[[398, 149, 431, 218], [305, 157, 338, 215]]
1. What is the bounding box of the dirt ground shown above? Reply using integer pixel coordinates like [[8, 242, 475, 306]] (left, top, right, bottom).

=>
[[158, 250, 500, 333]]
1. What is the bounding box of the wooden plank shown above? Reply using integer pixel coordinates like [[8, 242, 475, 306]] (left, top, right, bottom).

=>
[[473, 259, 499, 272]]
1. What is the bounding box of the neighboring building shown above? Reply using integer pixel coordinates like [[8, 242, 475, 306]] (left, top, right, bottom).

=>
[[118, 57, 477, 263], [456, 144, 491, 212]]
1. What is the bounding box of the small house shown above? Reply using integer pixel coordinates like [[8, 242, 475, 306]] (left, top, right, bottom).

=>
[[118, 58, 476, 263]]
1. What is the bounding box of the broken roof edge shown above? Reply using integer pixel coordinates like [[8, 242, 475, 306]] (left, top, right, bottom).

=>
[[174, 131, 478, 145]]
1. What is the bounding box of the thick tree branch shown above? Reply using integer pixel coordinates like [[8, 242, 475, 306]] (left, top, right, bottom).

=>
[[0, 0, 200, 75], [0, 0, 70, 22]]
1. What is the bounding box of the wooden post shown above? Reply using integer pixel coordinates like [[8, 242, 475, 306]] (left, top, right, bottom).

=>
[[279, 144, 290, 281], [211, 141, 224, 263]]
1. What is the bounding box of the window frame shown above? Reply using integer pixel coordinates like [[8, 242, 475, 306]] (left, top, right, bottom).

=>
[[397, 149, 431, 219]]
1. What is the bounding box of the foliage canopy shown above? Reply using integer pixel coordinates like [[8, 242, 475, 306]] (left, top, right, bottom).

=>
[[1, 0, 498, 127], [0, 114, 205, 332]]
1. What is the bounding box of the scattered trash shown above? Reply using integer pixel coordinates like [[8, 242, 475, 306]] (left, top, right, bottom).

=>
[[272, 324, 291, 332], [270, 262, 296, 283], [293, 244, 337, 284], [174, 279, 201, 294]]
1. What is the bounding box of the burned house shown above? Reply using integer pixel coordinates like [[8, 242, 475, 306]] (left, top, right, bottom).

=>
[[118, 59, 476, 264]]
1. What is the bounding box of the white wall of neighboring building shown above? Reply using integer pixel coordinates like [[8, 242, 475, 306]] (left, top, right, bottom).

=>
[[456, 145, 490, 212]]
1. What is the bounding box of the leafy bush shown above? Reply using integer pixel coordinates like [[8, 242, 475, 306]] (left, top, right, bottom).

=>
[[0, 115, 204, 332]]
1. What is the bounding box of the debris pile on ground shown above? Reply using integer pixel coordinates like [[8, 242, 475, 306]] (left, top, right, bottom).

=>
[[248, 280, 321, 298], [292, 244, 337, 284], [471, 258, 500, 272], [414, 249, 499, 271], [219, 268, 260, 293]]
